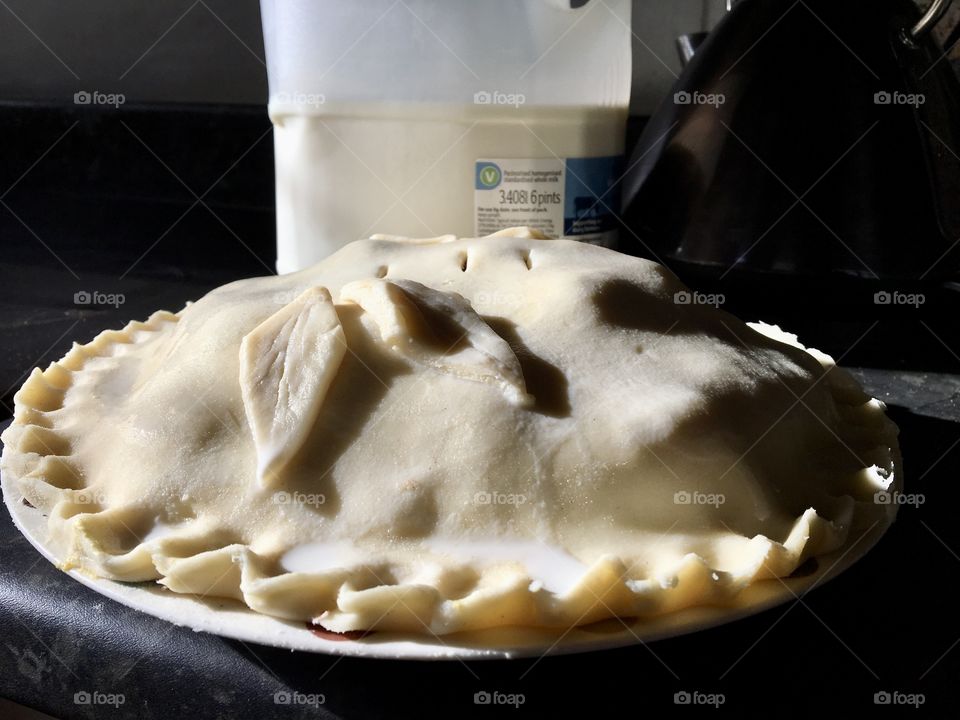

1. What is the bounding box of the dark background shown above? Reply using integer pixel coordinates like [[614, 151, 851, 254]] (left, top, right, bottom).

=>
[[2, 1, 960, 718]]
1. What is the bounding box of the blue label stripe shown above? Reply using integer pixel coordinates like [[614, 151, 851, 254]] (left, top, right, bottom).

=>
[[563, 155, 622, 236]]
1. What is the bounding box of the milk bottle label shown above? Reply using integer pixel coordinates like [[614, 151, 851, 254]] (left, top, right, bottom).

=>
[[475, 156, 621, 245]]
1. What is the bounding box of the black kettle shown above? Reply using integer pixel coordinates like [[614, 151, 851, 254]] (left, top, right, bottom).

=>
[[621, 0, 960, 281]]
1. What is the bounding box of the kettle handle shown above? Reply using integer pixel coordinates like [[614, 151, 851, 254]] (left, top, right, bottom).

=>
[[904, 0, 954, 42]]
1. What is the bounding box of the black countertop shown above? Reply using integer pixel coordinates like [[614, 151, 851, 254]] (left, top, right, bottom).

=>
[[1, 103, 959, 718]]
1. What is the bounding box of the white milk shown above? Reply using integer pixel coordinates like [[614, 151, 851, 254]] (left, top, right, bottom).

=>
[[271, 102, 627, 273], [279, 538, 588, 596]]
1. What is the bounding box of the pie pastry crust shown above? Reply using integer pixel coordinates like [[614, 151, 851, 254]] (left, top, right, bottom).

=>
[[0, 228, 901, 635]]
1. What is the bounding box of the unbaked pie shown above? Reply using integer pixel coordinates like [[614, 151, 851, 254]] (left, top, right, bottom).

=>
[[1, 228, 901, 635]]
